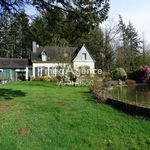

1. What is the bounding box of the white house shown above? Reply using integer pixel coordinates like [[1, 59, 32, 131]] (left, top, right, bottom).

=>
[[32, 42, 95, 77]]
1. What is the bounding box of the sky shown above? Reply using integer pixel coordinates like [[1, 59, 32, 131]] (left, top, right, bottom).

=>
[[25, 0, 150, 42], [103, 0, 150, 42]]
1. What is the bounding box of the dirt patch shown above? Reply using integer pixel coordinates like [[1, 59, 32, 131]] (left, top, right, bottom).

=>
[[0, 103, 11, 112], [70, 106, 80, 112], [57, 101, 79, 112], [18, 128, 30, 136], [15, 117, 24, 122], [57, 101, 66, 106], [0, 102, 27, 113]]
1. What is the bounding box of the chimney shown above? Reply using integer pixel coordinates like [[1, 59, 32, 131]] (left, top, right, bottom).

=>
[[32, 41, 37, 53]]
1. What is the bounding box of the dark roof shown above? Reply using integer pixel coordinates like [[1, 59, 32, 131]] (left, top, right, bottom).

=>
[[32, 46, 77, 62], [0, 58, 29, 69]]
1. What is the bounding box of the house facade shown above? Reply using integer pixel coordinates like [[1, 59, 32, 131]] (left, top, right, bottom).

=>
[[0, 44, 95, 82], [32, 43, 95, 77]]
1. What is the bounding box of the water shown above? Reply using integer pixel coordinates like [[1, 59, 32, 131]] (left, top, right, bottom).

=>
[[110, 85, 150, 108]]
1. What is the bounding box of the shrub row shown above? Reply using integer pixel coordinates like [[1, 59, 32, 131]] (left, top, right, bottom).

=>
[[89, 84, 108, 103], [31, 76, 58, 82]]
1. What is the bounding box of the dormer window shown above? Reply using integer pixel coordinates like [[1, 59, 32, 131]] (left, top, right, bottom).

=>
[[41, 51, 48, 61], [82, 53, 87, 60]]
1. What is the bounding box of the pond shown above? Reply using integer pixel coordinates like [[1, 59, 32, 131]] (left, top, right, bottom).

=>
[[109, 85, 150, 108]]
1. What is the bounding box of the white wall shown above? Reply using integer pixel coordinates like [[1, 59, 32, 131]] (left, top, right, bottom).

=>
[[73, 62, 95, 74], [73, 45, 94, 62], [32, 62, 69, 77], [73, 45, 95, 73]]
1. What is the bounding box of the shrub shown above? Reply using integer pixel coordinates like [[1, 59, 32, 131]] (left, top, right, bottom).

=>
[[31, 76, 58, 82], [31, 76, 44, 81], [102, 72, 111, 78], [50, 76, 59, 82], [43, 76, 50, 81], [129, 66, 150, 83], [89, 84, 108, 103], [126, 79, 136, 85], [111, 68, 127, 81]]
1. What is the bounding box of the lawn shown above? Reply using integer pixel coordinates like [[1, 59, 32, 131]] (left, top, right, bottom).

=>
[[0, 81, 150, 150]]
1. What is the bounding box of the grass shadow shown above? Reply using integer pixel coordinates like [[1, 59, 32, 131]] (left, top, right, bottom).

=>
[[0, 88, 26, 100]]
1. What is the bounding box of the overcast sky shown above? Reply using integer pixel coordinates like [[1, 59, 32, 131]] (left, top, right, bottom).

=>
[[26, 0, 150, 42], [103, 0, 150, 42]]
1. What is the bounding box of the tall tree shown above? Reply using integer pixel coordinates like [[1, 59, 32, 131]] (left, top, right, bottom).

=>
[[0, 0, 110, 27], [33, 0, 109, 25], [12, 11, 31, 58], [84, 27, 104, 68], [0, 11, 31, 58], [0, 0, 110, 59], [140, 34, 150, 66], [0, 0, 25, 14], [117, 16, 141, 72], [0, 11, 14, 57], [30, 8, 66, 46]]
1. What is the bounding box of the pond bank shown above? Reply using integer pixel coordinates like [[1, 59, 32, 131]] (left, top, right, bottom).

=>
[[107, 98, 150, 118]]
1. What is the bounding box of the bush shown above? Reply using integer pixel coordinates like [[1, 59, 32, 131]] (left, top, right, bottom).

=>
[[89, 84, 108, 103], [102, 72, 111, 78], [31, 76, 44, 81], [126, 79, 136, 85], [129, 66, 150, 83], [31, 76, 58, 82], [111, 68, 127, 81]]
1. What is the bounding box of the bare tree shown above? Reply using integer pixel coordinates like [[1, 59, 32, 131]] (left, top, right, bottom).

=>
[[101, 19, 120, 70]]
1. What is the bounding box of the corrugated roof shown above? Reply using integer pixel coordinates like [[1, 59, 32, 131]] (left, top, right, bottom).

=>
[[0, 58, 29, 69]]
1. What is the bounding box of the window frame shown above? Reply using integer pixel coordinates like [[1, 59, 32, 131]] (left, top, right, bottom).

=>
[[82, 53, 87, 60]]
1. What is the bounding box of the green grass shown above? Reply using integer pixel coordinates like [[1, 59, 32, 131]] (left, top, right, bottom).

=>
[[0, 81, 150, 150]]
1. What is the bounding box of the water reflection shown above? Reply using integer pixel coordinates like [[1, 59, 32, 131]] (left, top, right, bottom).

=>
[[110, 85, 150, 108]]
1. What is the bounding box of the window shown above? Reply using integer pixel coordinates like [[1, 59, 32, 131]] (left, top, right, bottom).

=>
[[41, 53, 48, 61], [41, 51, 48, 61], [38, 67, 48, 76], [82, 53, 87, 60]]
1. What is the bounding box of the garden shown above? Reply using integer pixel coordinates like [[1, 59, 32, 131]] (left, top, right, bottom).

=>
[[0, 81, 150, 149]]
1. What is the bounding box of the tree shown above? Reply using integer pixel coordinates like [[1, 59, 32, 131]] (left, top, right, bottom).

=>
[[0, 0, 25, 15], [84, 27, 104, 68], [111, 67, 127, 81], [0, 11, 15, 57], [0, 0, 110, 27], [10, 11, 31, 58], [0, 11, 31, 58], [140, 34, 150, 66], [0, 0, 110, 59], [80, 20, 118, 71], [30, 15, 52, 46], [30, 8, 67, 46], [117, 16, 141, 72], [102, 19, 119, 71], [33, 0, 109, 25]]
